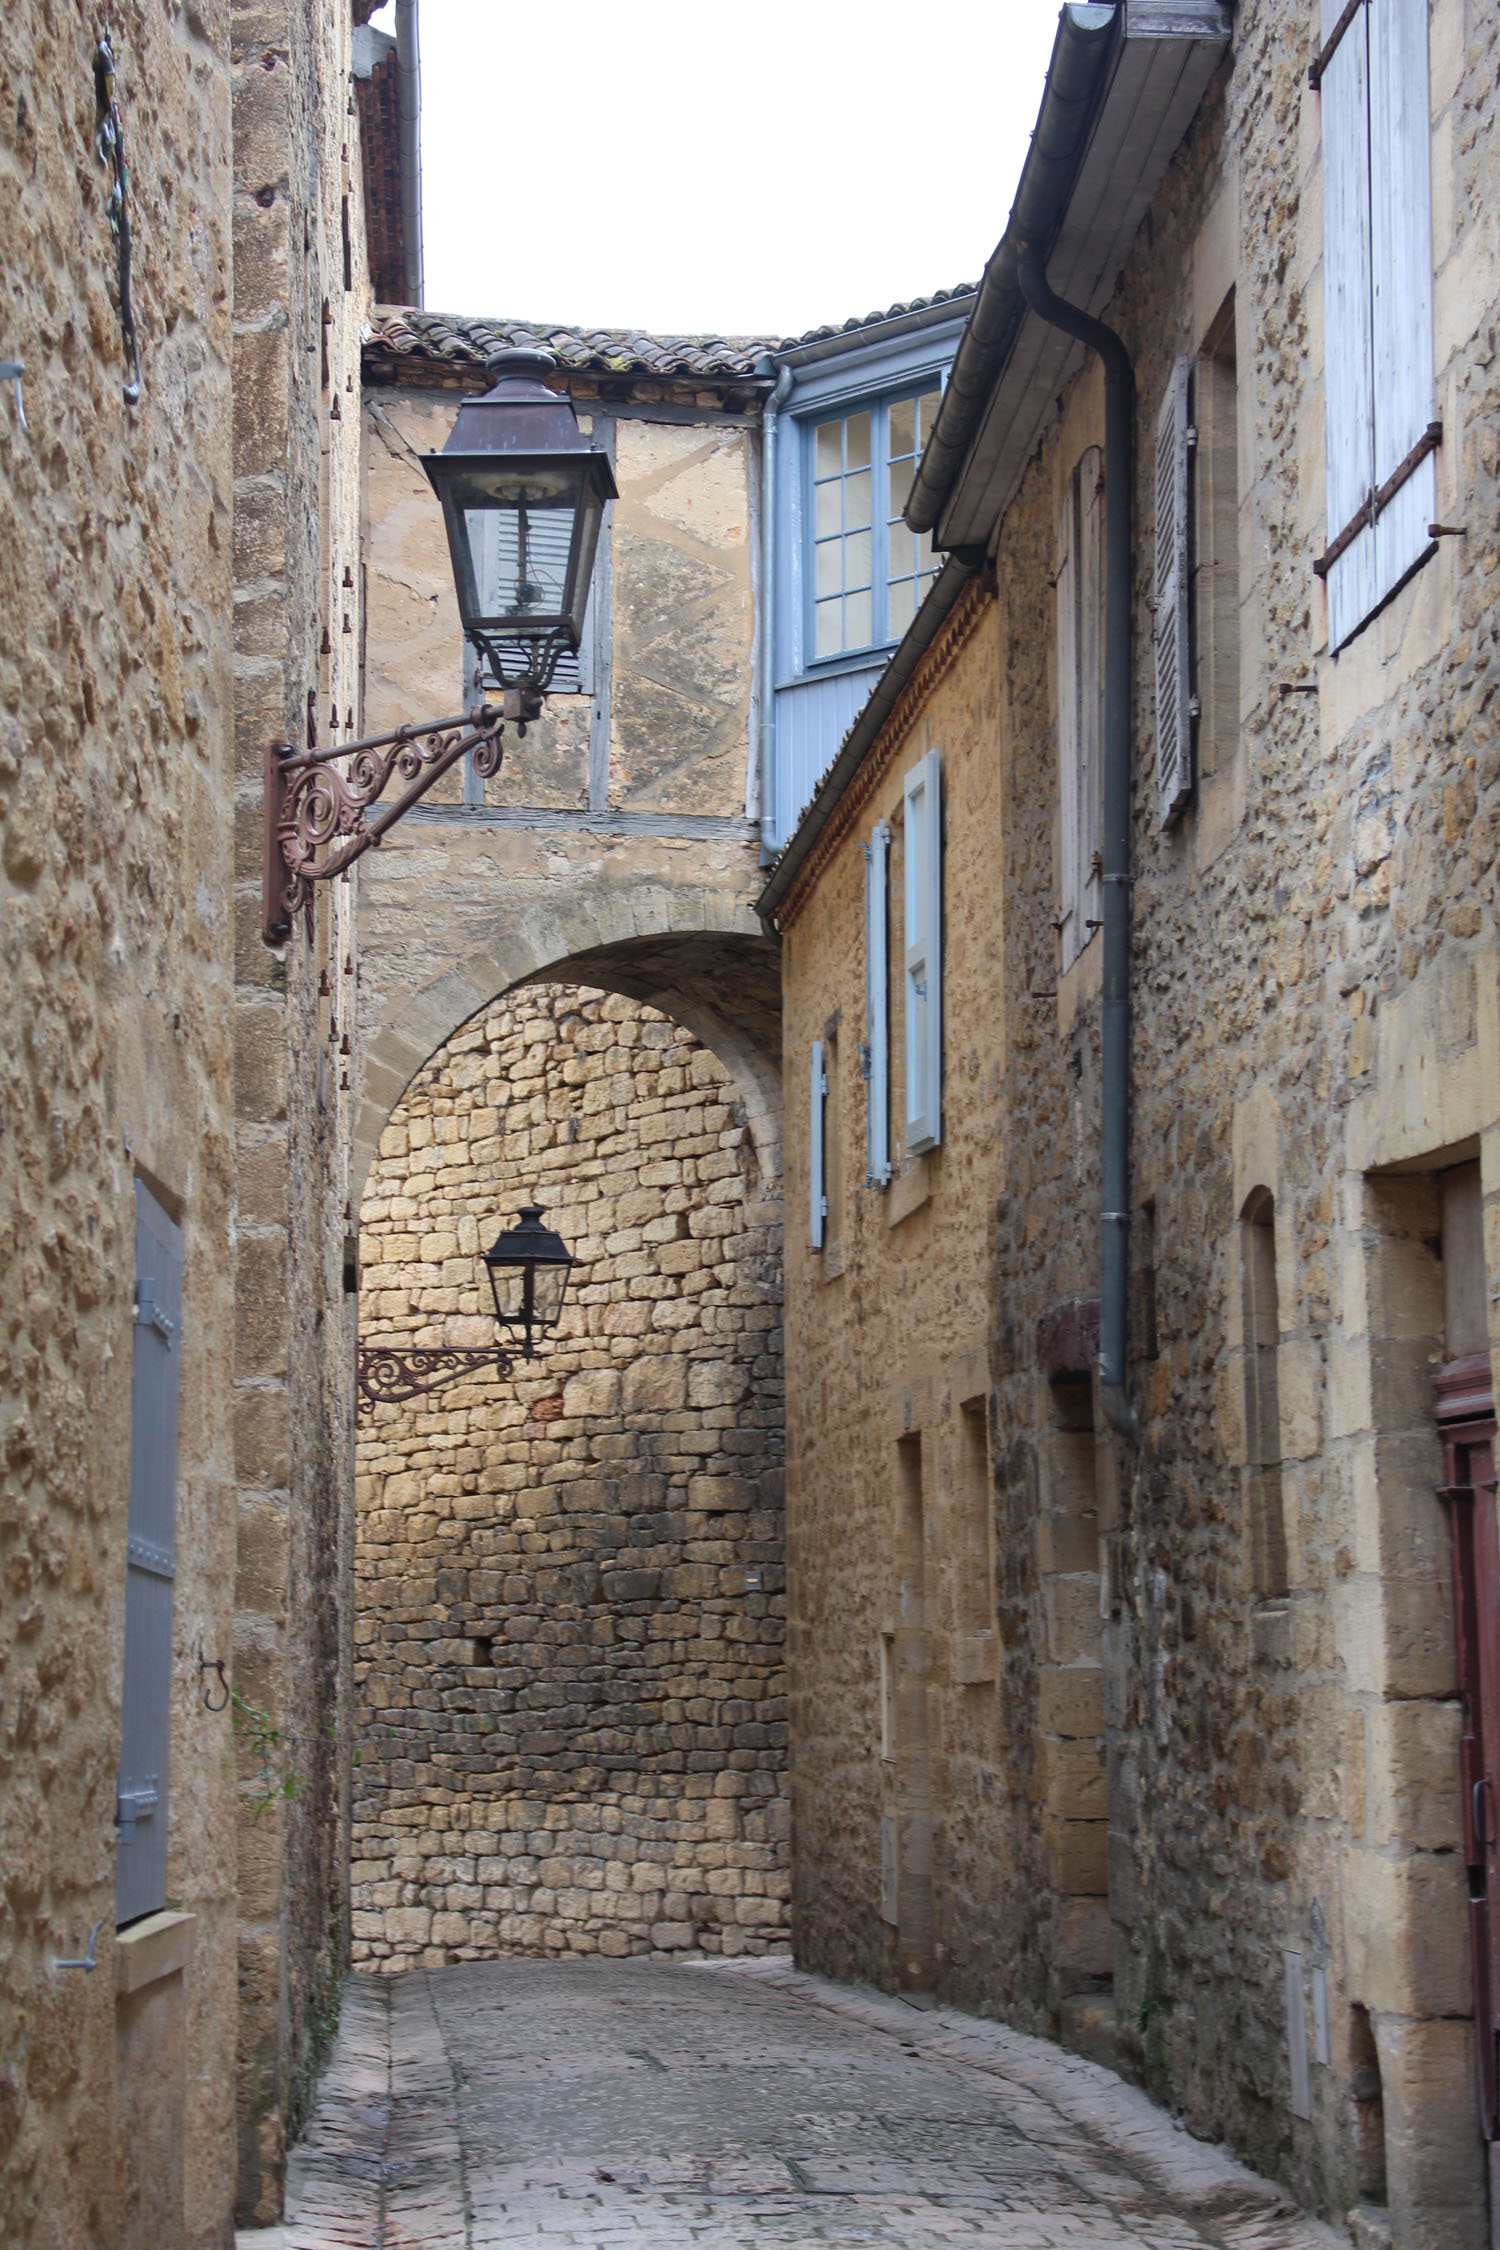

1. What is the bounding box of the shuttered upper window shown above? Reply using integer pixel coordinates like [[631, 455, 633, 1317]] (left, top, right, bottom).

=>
[[1055, 448, 1104, 971], [1315, 0, 1437, 649]]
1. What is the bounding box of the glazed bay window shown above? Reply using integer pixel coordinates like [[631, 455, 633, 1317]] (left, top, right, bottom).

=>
[[811, 388, 942, 660]]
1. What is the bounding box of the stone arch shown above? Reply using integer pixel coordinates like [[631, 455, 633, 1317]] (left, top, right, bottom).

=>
[[355, 883, 781, 1206]]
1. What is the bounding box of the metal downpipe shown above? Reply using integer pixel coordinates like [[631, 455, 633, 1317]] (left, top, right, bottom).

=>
[[1015, 244, 1138, 1441], [755, 358, 794, 847], [395, 0, 424, 308]]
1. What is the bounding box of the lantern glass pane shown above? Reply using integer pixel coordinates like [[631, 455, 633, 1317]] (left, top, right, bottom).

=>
[[531, 1258, 570, 1333], [468, 500, 575, 626]]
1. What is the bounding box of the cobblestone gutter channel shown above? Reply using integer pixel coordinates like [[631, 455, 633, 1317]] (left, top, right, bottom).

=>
[[274, 1961, 1348, 2249]]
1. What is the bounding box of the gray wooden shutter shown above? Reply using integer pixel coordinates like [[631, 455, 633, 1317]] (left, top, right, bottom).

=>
[[116, 1180, 183, 1926], [1057, 451, 1104, 968], [903, 750, 942, 1154], [1055, 474, 1080, 965], [809, 1039, 827, 1250], [1154, 358, 1193, 826], [1320, 0, 1435, 648], [864, 821, 892, 1188]]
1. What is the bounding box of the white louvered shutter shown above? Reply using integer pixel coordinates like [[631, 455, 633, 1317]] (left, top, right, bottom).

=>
[[1320, 0, 1435, 649], [865, 821, 892, 1188], [1367, 0, 1435, 600], [903, 750, 942, 1155], [809, 1039, 827, 1249], [1154, 358, 1193, 827]]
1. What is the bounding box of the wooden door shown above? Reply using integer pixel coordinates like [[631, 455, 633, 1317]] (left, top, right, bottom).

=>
[[1437, 1355, 1500, 2142]]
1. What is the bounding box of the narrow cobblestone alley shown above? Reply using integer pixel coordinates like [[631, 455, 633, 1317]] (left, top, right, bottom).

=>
[[260, 1959, 1345, 2250]]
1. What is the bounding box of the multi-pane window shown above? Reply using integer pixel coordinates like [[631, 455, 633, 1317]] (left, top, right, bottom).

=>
[[811, 388, 941, 660]]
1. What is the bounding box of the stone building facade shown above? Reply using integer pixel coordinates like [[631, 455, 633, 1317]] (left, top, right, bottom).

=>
[[0, 7, 239, 2241], [761, 3, 1500, 2247], [351, 984, 787, 1965], [1, 0, 401, 2241]]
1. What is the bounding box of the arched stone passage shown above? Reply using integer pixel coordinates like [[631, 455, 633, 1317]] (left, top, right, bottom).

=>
[[350, 979, 788, 1970], [354, 874, 782, 1205]]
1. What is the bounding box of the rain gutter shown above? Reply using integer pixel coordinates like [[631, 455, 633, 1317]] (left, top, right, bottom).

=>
[[907, 3, 1119, 537], [395, 0, 423, 308]]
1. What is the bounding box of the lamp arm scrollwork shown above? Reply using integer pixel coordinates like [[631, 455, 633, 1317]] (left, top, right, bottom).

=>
[[356, 1345, 518, 1410], [263, 709, 510, 943]]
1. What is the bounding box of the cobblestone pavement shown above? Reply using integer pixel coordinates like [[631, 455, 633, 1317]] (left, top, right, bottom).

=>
[[271, 1957, 1346, 2250]]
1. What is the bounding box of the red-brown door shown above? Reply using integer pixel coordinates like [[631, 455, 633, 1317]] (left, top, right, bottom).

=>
[[1438, 1354, 1500, 2143]]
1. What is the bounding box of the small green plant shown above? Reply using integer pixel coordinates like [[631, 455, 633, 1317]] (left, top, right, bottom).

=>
[[230, 1690, 301, 1818]]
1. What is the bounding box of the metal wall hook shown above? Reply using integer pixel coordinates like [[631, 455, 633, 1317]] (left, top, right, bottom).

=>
[[0, 362, 27, 433], [55, 1918, 104, 1972], [198, 1651, 230, 1712]]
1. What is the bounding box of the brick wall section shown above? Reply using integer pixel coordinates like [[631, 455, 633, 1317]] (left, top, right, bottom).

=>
[[351, 984, 789, 1966]]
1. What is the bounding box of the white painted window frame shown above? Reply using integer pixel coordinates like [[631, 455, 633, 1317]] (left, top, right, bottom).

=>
[[1153, 357, 1194, 827]]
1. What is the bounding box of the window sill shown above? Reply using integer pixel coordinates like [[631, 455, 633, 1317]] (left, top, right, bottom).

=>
[[821, 1240, 846, 1281], [116, 1907, 197, 1996], [887, 1156, 932, 1227], [778, 648, 894, 691]]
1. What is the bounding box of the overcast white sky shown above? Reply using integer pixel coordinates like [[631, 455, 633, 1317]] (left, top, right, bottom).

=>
[[402, 1, 1062, 340]]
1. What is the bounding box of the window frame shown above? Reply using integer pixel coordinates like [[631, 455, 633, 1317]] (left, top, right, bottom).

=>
[[802, 383, 943, 668]]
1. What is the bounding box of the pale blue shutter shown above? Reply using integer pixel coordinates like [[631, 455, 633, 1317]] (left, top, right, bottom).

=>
[[903, 750, 942, 1154], [809, 1040, 828, 1249], [864, 821, 892, 1188], [1320, 0, 1435, 648], [116, 1181, 183, 1925]]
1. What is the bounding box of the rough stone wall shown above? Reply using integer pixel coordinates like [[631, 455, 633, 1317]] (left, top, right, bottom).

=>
[[351, 983, 788, 1966], [230, 0, 366, 2220], [0, 4, 238, 2245], [776, 2, 1500, 2243]]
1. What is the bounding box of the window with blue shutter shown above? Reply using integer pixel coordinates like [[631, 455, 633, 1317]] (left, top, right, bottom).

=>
[[1315, 0, 1437, 648], [864, 820, 892, 1188], [903, 751, 942, 1155], [116, 1180, 183, 1926], [809, 1039, 828, 1249]]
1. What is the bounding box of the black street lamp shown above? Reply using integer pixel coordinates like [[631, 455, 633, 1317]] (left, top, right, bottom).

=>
[[263, 350, 616, 943], [482, 1203, 574, 1359], [357, 1197, 573, 1408], [423, 351, 616, 712]]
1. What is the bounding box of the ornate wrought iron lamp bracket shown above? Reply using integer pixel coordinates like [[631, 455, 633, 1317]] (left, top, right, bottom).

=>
[[356, 1343, 517, 1409], [261, 701, 528, 944]]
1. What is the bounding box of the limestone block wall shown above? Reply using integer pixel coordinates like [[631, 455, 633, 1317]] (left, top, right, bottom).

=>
[[0, 5, 237, 2245], [351, 984, 788, 1965], [230, 0, 367, 2218]]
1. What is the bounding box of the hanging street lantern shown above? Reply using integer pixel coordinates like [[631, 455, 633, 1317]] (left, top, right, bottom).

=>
[[262, 349, 616, 944], [422, 350, 617, 711], [482, 1203, 574, 1359], [356, 1197, 573, 1408]]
